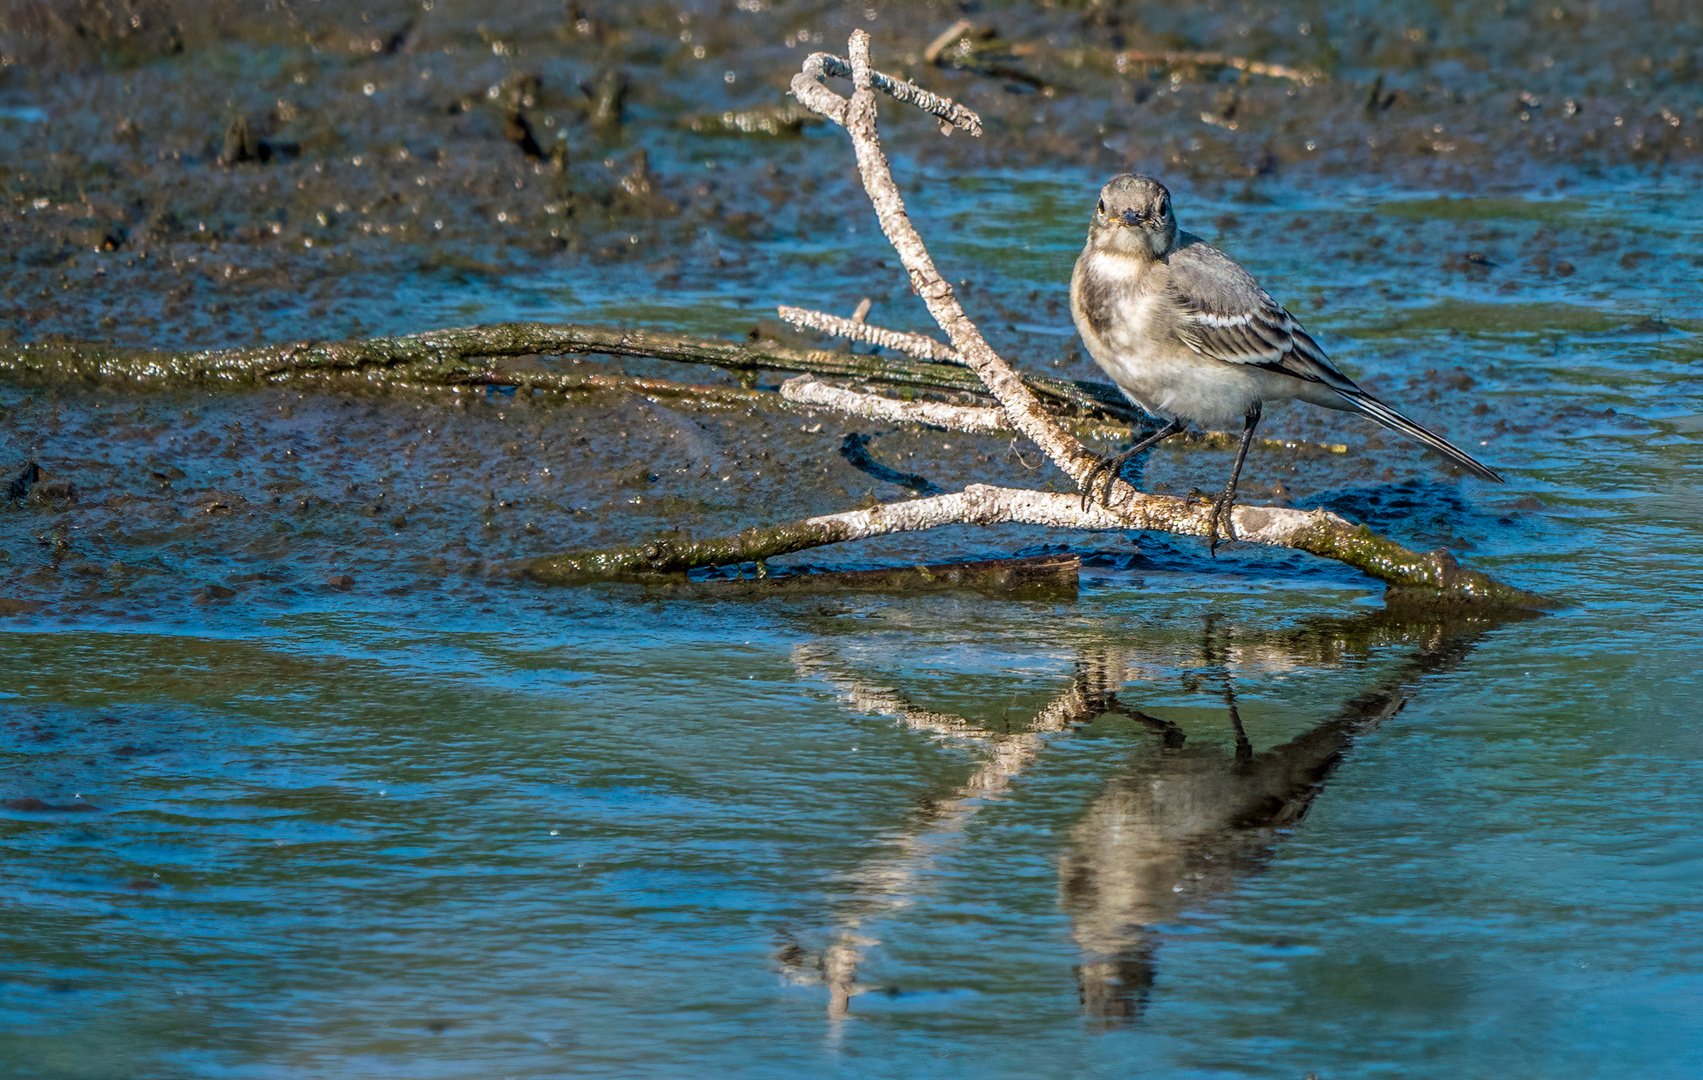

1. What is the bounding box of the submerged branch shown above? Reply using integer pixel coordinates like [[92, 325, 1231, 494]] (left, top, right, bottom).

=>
[[648, 554, 1079, 600]]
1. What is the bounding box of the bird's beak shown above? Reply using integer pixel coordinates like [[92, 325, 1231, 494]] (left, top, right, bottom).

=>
[[1119, 208, 1144, 227]]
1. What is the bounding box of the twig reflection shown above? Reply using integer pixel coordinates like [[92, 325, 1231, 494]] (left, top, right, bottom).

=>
[[788, 643, 1119, 1016]]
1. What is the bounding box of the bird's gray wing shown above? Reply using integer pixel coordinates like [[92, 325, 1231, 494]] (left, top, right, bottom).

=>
[[1163, 237, 1505, 482], [1163, 237, 1360, 394]]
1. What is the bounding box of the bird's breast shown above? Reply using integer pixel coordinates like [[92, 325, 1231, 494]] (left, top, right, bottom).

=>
[[1071, 251, 1272, 428]]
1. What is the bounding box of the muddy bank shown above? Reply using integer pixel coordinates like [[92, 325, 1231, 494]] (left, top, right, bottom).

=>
[[0, 0, 1696, 348], [0, 0, 1693, 615]]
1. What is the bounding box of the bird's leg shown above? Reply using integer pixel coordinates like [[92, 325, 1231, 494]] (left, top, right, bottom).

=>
[[1207, 402, 1262, 557], [1079, 419, 1187, 511], [1224, 682, 1252, 764]]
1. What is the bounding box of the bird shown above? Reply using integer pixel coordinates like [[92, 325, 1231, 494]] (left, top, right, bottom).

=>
[[1069, 173, 1504, 555]]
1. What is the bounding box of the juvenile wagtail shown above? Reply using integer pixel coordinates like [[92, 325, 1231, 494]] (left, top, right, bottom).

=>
[[1070, 173, 1503, 554]]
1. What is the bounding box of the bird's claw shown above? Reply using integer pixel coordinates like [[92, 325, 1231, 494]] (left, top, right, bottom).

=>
[[1079, 453, 1127, 511], [1205, 490, 1238, 557], [1078, 421, 1186, 513]]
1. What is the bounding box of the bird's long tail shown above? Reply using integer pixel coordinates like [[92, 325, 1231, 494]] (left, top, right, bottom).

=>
[[1334, 389, 1505, 483]]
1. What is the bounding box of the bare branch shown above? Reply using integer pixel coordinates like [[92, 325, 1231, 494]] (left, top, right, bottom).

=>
[[777, 305, 958, 363], [524, 483, 1553, 608], [792, 50, 983, 135], [798, 31, 1102, 486], [781, 375, 1008, 432]]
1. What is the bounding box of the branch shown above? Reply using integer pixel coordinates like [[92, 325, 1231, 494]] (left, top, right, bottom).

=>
[[777, 304, 958, 363], [793, 50, 982, 135], [0, 322, 1138, 423], [793, 33, 1102, 487], [780, 375, 1009, 433], [523, 483, 1552, 608], [0, 322, 985, 388]]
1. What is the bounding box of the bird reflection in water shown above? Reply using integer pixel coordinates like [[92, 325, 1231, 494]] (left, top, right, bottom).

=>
[[782, 608, 1515, 1023]]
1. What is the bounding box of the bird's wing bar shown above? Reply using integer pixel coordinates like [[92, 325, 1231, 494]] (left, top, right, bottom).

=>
[[1176, 296, 1361, 392], [1163, 240, 1362, 386], [1181, 302, 1504, 482]]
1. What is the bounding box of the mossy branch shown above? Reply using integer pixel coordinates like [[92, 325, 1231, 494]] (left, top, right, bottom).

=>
[[0, 323, 1142, 423]]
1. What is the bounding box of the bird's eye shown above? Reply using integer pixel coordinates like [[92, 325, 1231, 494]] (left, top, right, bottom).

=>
[[1097, 199, 1106, 215], [1158, 197, 1169, 217]]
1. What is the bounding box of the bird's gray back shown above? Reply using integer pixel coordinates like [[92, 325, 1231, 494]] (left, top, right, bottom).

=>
[[1163, 233, 1274, 320]]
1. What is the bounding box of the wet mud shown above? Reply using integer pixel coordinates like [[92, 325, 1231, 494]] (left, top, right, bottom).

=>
[[1, 0, 1699, 616]]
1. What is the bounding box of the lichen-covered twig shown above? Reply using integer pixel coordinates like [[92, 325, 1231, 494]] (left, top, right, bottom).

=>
[[524, 482, 1551, 608], [793, 49, 982, 135], [777, 305, 958, 363]]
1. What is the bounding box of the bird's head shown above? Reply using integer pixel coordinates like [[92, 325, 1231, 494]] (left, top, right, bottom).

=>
[[1088, 174, 1177, 260]]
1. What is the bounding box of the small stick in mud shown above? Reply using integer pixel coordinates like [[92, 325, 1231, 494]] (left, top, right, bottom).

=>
[[1113, 50, 1327, 86]]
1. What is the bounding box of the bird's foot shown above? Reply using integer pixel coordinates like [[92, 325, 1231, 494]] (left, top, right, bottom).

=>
[[1079, 451, 1134, 511], [1205, 488, 1239, 558], [1079, 420, 1188, 512]]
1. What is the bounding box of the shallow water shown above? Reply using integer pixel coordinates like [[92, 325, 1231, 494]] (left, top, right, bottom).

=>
[[4, 2, 1703, 1077], [4, 581, 1701, 1078]]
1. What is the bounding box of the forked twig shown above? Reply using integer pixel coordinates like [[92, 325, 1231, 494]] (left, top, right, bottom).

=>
[[793, 49, 982, 135]]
